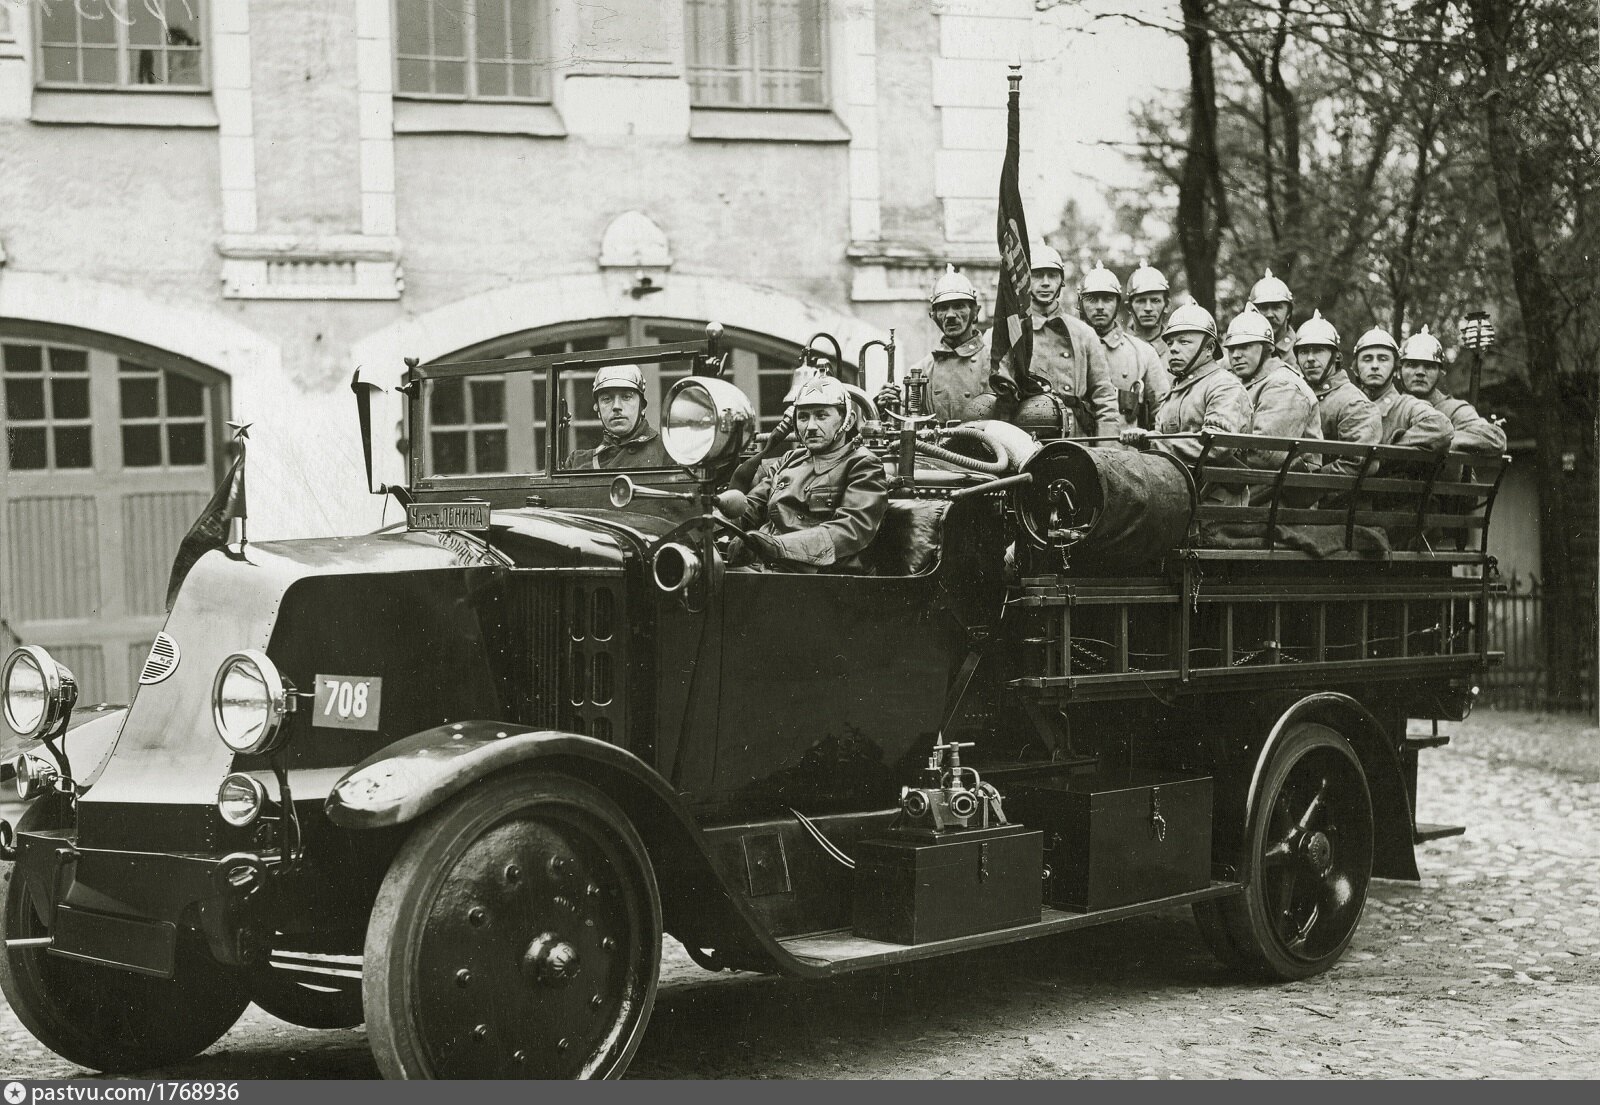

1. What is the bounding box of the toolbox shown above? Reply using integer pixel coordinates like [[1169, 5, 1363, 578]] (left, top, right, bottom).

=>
[[1006, 769, 1212, 912], [851, 823, 1043, 944]]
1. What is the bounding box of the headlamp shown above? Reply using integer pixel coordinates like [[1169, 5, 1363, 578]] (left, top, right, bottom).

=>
[[216, 772, 269, 827], [2, 646, 78, 742], [661, 377, 754, 467], [211, 650, 294, 755]]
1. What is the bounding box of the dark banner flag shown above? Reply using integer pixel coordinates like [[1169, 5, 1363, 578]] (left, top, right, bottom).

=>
[[990, 64, 1033, 398], [164, 423, 250, 611]]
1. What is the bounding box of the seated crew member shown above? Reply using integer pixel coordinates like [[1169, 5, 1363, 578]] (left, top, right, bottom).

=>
[[1399, 327, 1507, 456], [1221, 305, 1321, 497], [1078, 260, 1171, 431], [563, 364, 672, 469], [1126, 258, 1173, 363], [1352, 326, 1454, 450], [1294, 310, 1381, 480], [724, 376, 889, 573], [1026, 245, 1120, 437], [1120, 302, 1251, 503], [1248, 268, 1299, 365], [876, 265, 992, 424]]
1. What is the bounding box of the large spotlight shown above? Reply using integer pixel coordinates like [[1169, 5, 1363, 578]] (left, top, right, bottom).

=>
[[212, 650, 294, 756], [2, 646, 78, 742], [662, 377, 754, 467]]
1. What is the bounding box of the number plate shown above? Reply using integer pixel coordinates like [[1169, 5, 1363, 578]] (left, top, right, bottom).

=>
[[407, 501, 490, 532], [313, 675, 383, 732]]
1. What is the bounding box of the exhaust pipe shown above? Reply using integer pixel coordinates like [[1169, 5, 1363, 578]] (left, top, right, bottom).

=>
[[652, 542, 701, 594]]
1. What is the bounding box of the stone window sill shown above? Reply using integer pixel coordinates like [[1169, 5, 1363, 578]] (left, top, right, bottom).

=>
[[688, 108, 850, 144], [393, 98, 566, 138], [30, 89, 217, 128]]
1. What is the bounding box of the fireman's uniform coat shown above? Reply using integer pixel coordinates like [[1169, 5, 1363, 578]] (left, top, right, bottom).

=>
[[1423, 388, 1507, 455], [1028, 308, 1121, 437], [743, 438, 890, 572], [1151, 356, 1251, 504], [564, 419, 672, 470], [1311, 373, 1383, 477], [1099, 324, 1172, 431], [1370, 383, 1454, 451], [904, 332, 992, 424]]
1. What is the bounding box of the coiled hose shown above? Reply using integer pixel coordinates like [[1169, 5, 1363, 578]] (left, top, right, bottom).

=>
[[913, 420, 1041, 476]]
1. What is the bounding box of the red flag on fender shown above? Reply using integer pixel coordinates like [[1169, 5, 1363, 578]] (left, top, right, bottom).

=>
[[990, 65, 1034, 399], [165, 424, 249, 611]]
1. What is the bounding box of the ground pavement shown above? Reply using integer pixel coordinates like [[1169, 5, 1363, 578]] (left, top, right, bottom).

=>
[[2, 708, 1597, 1079]]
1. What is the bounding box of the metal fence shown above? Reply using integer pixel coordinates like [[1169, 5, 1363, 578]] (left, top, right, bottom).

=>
[[1483, 591, 1598, 713]]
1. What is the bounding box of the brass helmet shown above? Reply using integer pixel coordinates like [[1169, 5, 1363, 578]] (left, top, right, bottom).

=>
[[1293, 309, 1341, 350], [929, 264, 979, 310], [1400, 326, 1444, 364], [592, 364, 647, 405], [1353, 326, 1401, 357], [792, 374, 850, 413], [1248, 267, 1294, 306], [1161, 300, 1219, 344], [1222, 304, 1276, 349], [1127, 257, 1170, 297], [1077, 260, 1122, 298], [1030, 244, 1066, 276], [1014, 391, 1074, 439]]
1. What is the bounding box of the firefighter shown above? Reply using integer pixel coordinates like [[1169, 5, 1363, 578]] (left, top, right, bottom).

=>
[[1221, 305, 1320, 487], [563, 364, 673, 469], [726, 376, 889, 573], [1399, 327, 1507, 455], [1077, 260, 1171, 430], [1294, 310, 1380, 478], [1352, 326, 1454, 450], [877, 265, 992, 424], [1126, 258, 1172, 362], [1248, 268, 1297, 364], [1026, 245, 1120, 437], [1121, 302, 1250, 500]]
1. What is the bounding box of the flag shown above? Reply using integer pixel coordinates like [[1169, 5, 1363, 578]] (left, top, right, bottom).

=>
[[990, 65, 1034, 399], [165, 424, 249, 610]]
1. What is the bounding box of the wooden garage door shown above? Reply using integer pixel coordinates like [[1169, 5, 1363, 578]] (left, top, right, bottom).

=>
[[0, 326, 228, 705]]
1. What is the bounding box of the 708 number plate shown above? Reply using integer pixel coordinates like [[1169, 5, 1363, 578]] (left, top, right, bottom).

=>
[[313, 674, 383, 731]]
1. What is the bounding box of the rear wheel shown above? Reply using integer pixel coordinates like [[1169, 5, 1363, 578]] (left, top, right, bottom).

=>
[[363, 772, 661, 1079], [1216, 723, 1375, 980], [0, 862, 250, 1072]]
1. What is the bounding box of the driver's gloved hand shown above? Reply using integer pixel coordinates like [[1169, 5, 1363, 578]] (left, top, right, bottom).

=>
[[713, 489, 748, 521], [742, 530, 783, 562]]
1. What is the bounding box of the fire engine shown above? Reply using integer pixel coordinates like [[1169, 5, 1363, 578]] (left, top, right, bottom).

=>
[[0, 328, 1504, 1078]]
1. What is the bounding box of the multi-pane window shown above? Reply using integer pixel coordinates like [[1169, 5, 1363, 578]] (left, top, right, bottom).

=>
[[2, 343, 93, 471], [395, 0, 549, 101], [119, 360, 210, 468], [530, 335, 611, 464], [428, 376, 509, 475], [686, 0, 827, 108], [756, 353, 797, 431], [37, 0, 206, 89]]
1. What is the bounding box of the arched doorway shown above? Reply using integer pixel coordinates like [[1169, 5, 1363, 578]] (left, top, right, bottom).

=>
[[422, 317, 816, 474], [1, 322, 230, 702]]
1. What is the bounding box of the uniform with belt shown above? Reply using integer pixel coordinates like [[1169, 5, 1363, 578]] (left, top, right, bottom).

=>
[[741, 438, 889, 572], [903, 333, 993, 425], [1100, 325, 1171, 431], [1029, 308, 1120, 436]]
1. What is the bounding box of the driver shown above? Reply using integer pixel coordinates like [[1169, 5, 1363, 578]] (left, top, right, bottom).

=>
[[723, 376, 888, 573], [563, 365, 672, 469]]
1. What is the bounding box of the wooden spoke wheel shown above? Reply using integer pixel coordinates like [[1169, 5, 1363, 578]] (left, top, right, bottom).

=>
[[0, 863, 250, 1072], [1215, 723, 1375, 981], [363, 772, 661, 1080]]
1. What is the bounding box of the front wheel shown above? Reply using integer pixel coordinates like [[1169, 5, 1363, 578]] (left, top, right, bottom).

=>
[[1214, 723, 1375, 981], [363, 772, 662, 1079]]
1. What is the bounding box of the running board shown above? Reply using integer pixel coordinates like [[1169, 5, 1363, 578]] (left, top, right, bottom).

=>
[[778, 881, 1242, 975], [1414, 822, 1466, 843]]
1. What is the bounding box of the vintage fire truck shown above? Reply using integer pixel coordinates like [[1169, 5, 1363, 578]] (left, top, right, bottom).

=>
[[0, 329, 1504, 1078]]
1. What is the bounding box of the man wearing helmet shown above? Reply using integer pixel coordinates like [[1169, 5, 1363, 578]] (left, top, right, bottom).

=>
[[1352, 326, 1453, 450], [1126, 259, 1172, 362], [1293, 310, 1381, 479], [877, 265, 993, 424], [1026, 245, 1120, 437], [1078, 260, 1171, 431], [1248, 269, 1297, 364], [1121, 302, 1250, 501], [1399, 328, 1507, 455], [725, 375, 888, 573], [563, 365, 673, 469], [1221, 305, 1320, 487]]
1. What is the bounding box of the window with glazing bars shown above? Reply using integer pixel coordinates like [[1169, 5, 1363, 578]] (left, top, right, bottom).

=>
[[2, 343, 92, 470], [36, 0, 206, 88], [119, 360, 210, 468], [429, 376, 510, 476], [395, 0, 550, 101], [686, 0, 827, 108]]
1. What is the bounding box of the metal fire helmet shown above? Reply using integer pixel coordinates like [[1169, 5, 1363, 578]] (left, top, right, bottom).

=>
[[1030, 244, 1066, 276], [592, 364, 648, 404], [1078, 260, 1122, 298], [1353, 326, 1401, 356], [791, 374, 850, 414], [1293, 309, 1341, 350], [1222, 304, 1276, 349], [928, 264, 979, 310], [1161, 301, 1219, 344], [1400, 326, 1444, 364], [1248, 267, 1294, 306], [1014, 391, 1074, 438], [1127, 258, 1170, 296]]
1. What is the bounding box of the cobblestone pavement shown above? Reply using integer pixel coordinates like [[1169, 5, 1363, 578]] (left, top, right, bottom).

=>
[[3, 708, 1596, 1079]]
